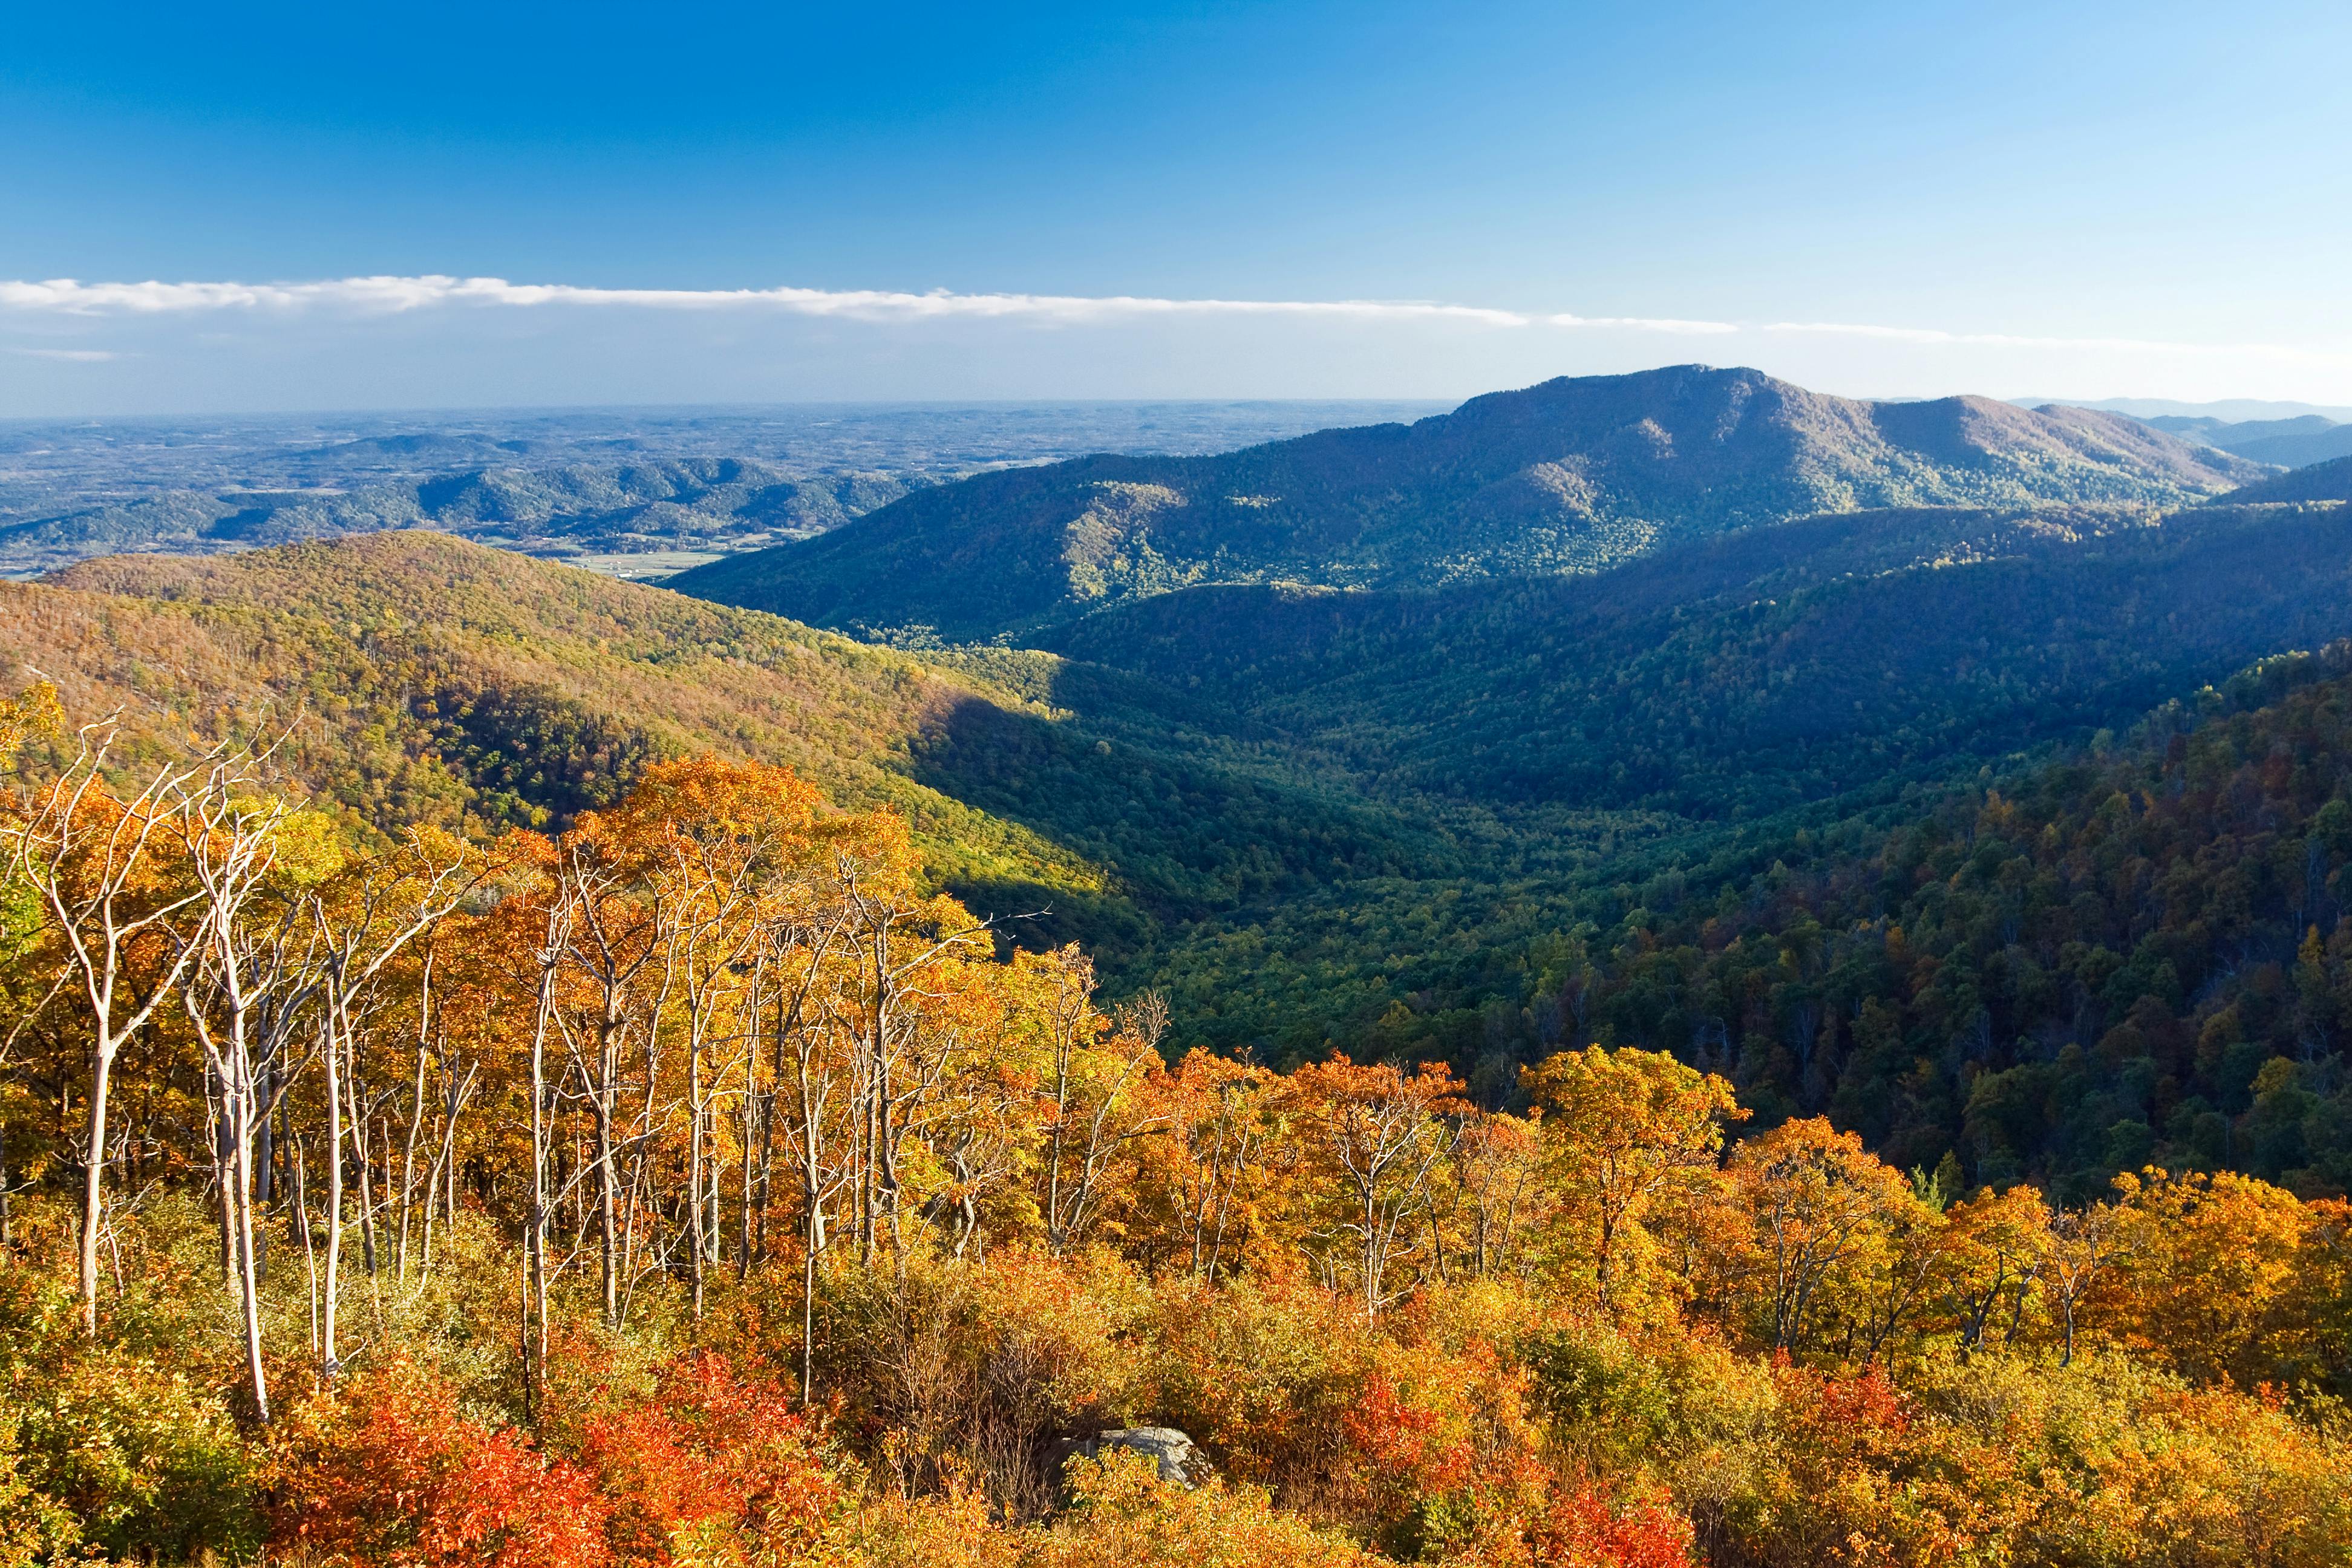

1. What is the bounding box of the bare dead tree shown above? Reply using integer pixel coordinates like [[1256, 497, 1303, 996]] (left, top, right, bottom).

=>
[[7, 714, 232, 1338], [311, 831, 480, 1377], [177, 769, 308, 1423]]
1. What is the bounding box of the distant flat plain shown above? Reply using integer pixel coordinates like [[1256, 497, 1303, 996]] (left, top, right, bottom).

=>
[[0, 401, 1452, 578]]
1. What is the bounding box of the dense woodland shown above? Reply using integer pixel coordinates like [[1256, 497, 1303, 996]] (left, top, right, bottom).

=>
[[5, 671, 2352, 1567], [1378, 645, 2352, 1195]]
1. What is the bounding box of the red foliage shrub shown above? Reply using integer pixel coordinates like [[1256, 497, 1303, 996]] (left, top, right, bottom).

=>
[[271, 1361, 610, 1568], [1510, 1484, 1697, 1568], [1341, 1367, 1472, 1491], [577, 1351, 844, 1566], [1768, 1355, 1910, 1466], [1448, 1470, 1697, 1568]]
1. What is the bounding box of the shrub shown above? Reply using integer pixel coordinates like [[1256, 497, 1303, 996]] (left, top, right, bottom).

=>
[[577, 1351, 848, 1567], [0, 1263, 260, 1563], [271, 1360, 610, 1568]]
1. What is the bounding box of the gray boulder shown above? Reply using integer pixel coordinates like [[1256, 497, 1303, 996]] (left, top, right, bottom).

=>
[[1048, 1426, 1202, 1489]]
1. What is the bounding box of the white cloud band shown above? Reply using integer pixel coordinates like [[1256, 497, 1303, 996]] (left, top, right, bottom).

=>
[[1549, 312, 1739, 336], [0, 276, 2341, 368], [0, 275, 1534, 327]]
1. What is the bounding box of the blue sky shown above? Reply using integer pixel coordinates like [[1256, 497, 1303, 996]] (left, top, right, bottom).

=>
[[4, 0, 2349, 413]]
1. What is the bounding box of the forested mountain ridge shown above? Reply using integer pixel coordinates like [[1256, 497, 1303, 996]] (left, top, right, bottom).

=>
[[27, 486, 2352, 1204], [22, 486, 2352, 1567], [33, 492, 2352, 1176], [2215, 452, 2352, 506], [12, 530, 1445, 958], [672, 365, 2262, 640], [1040, 499, 2352, 816]]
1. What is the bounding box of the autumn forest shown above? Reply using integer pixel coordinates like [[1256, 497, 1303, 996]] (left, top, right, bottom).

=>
[[7, 374, 2352, 1568], [7, 676, 2352, 1564]]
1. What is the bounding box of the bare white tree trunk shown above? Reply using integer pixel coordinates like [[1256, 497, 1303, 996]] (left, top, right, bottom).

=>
[[8, 720, 220, 1338], [321, 1010, 345, 1377]]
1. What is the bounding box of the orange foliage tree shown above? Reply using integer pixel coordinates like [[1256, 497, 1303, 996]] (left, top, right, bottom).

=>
[[1521, 1046, 1741, 1316]]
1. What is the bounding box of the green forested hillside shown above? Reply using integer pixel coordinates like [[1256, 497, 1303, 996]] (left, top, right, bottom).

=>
[[1545, 645, 2352, 1198], [673, 365, 2259, 639], [1042, 500, 2352, 814], [2218, 454, 2352, 505], [10, 532, 1458, 959], [987, 498, 2352, 1074], [1067, 633, 2352, 1201]]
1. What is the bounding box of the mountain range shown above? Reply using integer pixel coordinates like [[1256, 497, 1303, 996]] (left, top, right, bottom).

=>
[[2140, 412, 2352, 469], [671, 365, 2264, 641]]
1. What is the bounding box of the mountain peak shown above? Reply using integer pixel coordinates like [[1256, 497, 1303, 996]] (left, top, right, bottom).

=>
[[671, 367, 2262, 642]]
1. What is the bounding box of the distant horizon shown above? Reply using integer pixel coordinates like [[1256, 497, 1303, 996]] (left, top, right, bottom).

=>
[[0, 394, 1459, 426], [3, 381, 2347, 430], [7, 275, 2350, 419]]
